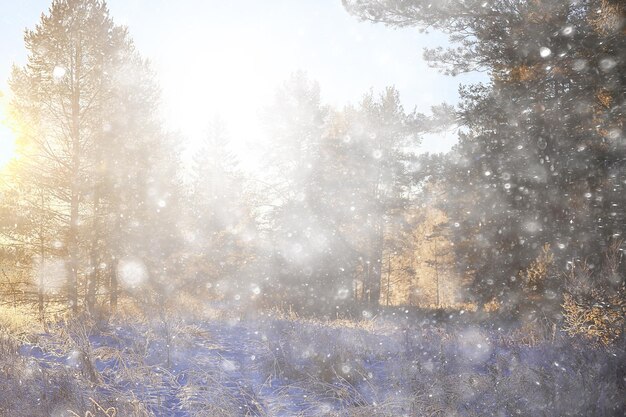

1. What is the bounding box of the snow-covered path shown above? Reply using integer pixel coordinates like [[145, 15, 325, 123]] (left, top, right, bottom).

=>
[[16, 313, 624, 417], [19, 316, 396, 416]]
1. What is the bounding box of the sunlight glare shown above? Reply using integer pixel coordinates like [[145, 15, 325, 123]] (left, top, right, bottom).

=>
[[0, 109, 17, 171], [160, 27, 284, 173]]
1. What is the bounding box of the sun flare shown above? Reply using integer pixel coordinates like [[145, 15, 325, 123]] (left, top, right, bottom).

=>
[[0, 111, 16, 170]]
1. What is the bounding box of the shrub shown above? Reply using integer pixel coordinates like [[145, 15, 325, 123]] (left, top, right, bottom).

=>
[[562, 240, 626, 346], [522, 243, 555, 293], [562, 288, 625, 346]]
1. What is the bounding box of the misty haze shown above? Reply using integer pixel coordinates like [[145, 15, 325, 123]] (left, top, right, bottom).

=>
[[0, 0, 624, 416]]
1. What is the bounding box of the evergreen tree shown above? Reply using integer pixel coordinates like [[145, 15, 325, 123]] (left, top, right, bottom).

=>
[[8, 0, 181, 313], [187, 116, 255, 298], [8, 0, 126, 312], [260, 72, 332, 311], [345, 0, 625, 312], [342, 87, 418, 306]]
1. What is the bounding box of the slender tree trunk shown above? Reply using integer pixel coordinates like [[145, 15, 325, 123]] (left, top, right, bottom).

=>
[[361, 261, 370, 301], [369, 219, 384, 306], [38, 190, 46, 322], [434, 240, 440, 308], [86, 194, 99, 314], [109, 211, 121, 310], [368, 163, 384, 307], [68, 40, 82, 314], [68, 195, 79, 313], [87, 133, 103, 314], [386, 252, 392, 306], [87, 52, 107, 315], [109, 260, 118, 310]]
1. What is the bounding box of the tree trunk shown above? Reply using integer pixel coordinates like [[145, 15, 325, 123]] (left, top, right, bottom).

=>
[[86, 204, 99, 314], [68, 195, 80, 313], [435, 241, 440, 308], [369, 221, 384, 306], [38, 191, 46, 322], [109, 258, 118, 310], [68, 39, 82, 314], [386, 252, 392, 306], [87, 148, 102, 313]]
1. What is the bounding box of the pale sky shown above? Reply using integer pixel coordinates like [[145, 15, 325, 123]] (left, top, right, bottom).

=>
[[0, 0, 484, 169]]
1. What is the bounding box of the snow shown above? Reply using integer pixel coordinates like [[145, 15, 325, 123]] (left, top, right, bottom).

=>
[[52, 66, 66, 81], [117, 257, 148, 289], [599, 58, 616, 71], [6, 307, 622, 416], [1, 0, 624, 415], [539, 47, 551, 58]]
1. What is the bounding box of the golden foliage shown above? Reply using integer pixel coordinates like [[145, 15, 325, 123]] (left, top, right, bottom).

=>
[[0, 304, 41, 338], [562, 241, 625, 346], [589, 0, 625, 35], [508, 65, 537, 82], [522, 243, 554, 291], [596, 89, 613, 109], [483, 298, 501, 312], [592, 88, 617, 138], [562, 289, 625, 346]]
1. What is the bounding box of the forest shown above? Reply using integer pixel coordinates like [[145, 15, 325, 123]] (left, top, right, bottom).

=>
[[0, 0, 624, 416]]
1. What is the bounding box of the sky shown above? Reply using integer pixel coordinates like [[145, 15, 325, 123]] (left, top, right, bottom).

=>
[[0, 0, 485, 169]]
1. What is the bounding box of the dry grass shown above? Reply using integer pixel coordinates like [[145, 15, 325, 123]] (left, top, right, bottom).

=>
[[0, 304, 42, 339]]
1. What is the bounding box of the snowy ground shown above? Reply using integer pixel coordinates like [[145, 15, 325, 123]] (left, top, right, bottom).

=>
[[1, 305, 624, 416]]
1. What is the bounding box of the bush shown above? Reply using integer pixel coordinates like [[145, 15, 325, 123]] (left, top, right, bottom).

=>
[[562, 288, 625, 346], [562, 241, 626, 346]]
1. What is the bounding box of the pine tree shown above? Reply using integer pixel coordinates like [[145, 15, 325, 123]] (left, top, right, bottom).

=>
[[342, 87, 417, 306], [8, 0, 181, 313], [187, 116, 255, 298], [8, 0, 125, 312], [345, 0, 625, 311], [260, 72, 332, 311]]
